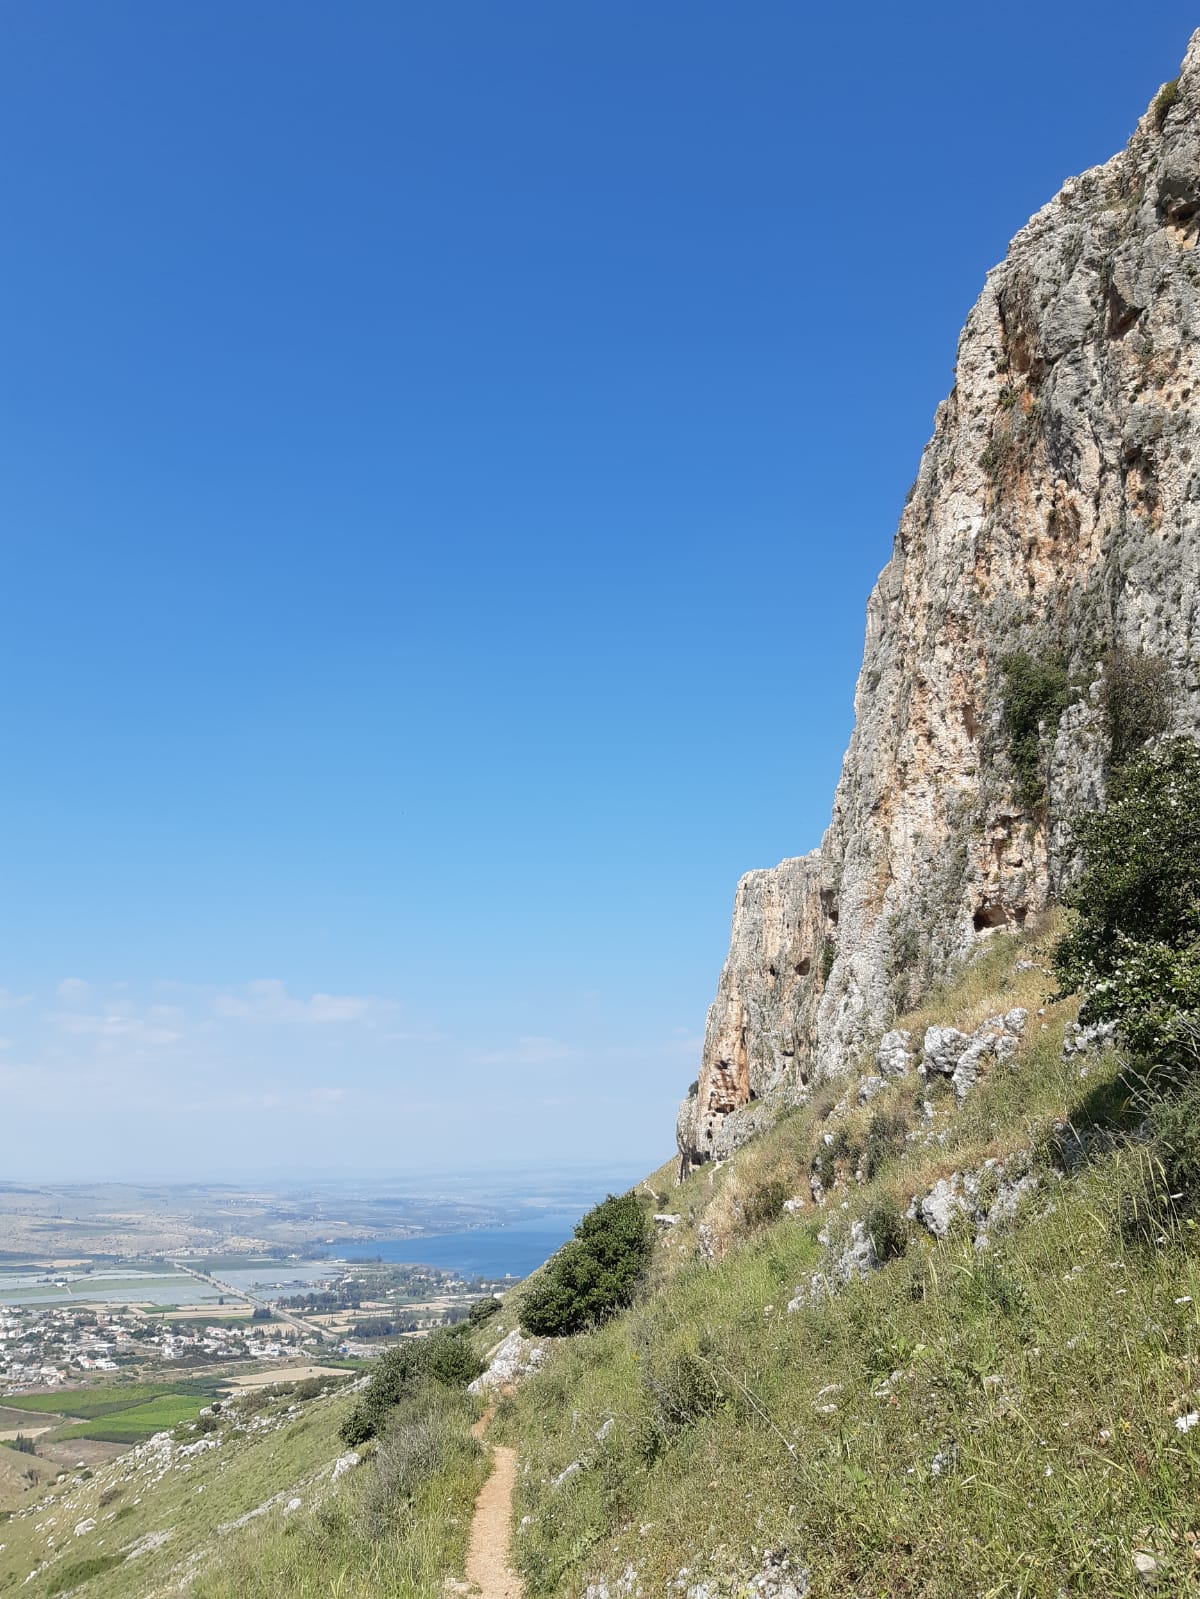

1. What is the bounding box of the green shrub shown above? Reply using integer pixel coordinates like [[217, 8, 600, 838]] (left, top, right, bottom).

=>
[[641, 1347, 723, 1435], [1100, 647, 1171, 769], [1120, 1075, 1200, 1242], [1153, 76, 1181, 130], [1000, 648, 1072, 809], [863, 1197, 909, 1262], [339, 1328, 483, 1447], [358, 1391, 481, 1538], [468, 1295, 503, 1326], [820, 940, 836, 984], [738, 1176, 788, 1234], [47, 1554, 125, 1595], [292, 1375, 344, 1401], [861, 1110, 909, 1180], [521, 1193, 654, 1337], [424, 1329, 484, 1388], [1054, 737, 1200, 1062]]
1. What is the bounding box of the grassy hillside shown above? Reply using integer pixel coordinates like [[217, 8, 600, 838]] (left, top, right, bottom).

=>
[[5, 927, 1196, 1596], [492, 922, 1200, 1597], [0, 1372, 484, 1599], [8, 739, 1197, 1597]]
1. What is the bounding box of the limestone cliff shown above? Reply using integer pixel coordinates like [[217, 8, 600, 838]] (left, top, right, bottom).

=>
[[679, 36, 1200, 1174]]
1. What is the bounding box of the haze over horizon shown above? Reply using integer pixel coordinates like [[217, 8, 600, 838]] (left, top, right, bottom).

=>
[[4, 1, 1196, 1181]]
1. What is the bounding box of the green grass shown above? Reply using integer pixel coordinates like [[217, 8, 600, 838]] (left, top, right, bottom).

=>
[[45, 1553, 126, 1594], [0, 1382, 362, 1598], [5, 1378, 223, 1420], [493, 927, 1200, 1598], [55, 1394, 214, 1443], [193, 1391, 488, 1599]]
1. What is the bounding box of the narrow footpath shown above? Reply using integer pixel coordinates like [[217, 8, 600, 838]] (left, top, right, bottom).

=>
[[463, 1408, 522, 1599]]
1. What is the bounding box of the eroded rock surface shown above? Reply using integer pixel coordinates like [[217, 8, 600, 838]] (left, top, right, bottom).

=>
[[468, 1329, 545, 1394], [678, 34, 1200, 1174]]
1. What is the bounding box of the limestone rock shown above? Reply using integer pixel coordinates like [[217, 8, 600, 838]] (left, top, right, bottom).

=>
[[922, 1027, 971, 1078], [1062, 1018, 1118, 1057], [468, 1328, 545, 1393], [787, 1220, 880, 1310], [909, 1158, 1039, 1244], [909, 1177, 971, 1239], [876, 1028, 913, 1078], [677, 33, 1200, 1172]]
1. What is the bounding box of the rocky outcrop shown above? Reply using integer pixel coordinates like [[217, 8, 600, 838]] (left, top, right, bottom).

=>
[[467, 1328, 545, 1393], [679, 39, 1200, 1174]]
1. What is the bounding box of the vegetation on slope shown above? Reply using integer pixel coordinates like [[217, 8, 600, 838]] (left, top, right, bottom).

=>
[[521, 1192, 655, 1337], [9, 741, 1199, 1598], [487, 738, 1200, 1597], [195, 1386, 487, 1599]]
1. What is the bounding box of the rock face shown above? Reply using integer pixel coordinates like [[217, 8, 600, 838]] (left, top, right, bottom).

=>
[[679, 39, 1200, 1174]]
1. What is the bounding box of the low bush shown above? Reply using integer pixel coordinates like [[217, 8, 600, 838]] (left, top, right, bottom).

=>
[[1153, 76, 1181, 130], [1054, 737, 1200, 1065], [861, 1110, 909, 1180], [468, 1295, 503, 1326], [339, 1328, 484, 1446], [1100, 646, 1171, 769], [999, 648, 1072, 809], [521, 1193, 654, 1337], [358, 1391, 481, 1539], [737, 1176, 788, 1235], [862, 1196, 909, 1262], [47, 1554, 125, 1596], [1120, 1075, 1200, 1241], [648, 1348, 722, 1433]]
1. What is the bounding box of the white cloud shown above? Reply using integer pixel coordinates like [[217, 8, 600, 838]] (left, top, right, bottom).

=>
[[0, 988, 32, 1010], [56, 977, 90, 1005], [213, 979, 392, 1026], [53, 1012, 182, 1046]]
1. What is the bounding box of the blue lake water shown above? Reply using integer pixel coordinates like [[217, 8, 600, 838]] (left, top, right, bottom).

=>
[[337, 1215, 580, 1280]]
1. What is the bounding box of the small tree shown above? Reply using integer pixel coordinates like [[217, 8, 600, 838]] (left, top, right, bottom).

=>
[[1054, 737, 1200, 1062], [338, 1328, 483, 1447], [1100, 647, 1171, 769], [520, 1193, 654, 1337], [1000, 648, 1072, 810]]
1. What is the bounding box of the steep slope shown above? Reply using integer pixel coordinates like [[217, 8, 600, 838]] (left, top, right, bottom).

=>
[[503, 923, 1200, 1598], [680, 34, 1200, 1172]]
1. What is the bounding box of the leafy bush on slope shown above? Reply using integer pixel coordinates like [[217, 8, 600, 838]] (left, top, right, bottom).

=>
[[1054, 736, 1200, 1068], [521, 1192, 654, 1336]]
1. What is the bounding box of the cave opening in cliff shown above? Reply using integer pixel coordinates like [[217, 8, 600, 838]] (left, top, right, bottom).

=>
[[973, 903, 1027, 932]]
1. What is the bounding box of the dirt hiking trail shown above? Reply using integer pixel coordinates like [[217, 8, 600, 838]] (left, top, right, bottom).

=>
[[463, 1406, 522, 1599]]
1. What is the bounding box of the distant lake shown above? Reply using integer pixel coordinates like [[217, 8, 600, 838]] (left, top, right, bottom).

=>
[[338, 1213, 581, 1280]]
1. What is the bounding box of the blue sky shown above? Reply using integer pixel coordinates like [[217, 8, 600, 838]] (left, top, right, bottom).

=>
[[2, 2, 1195, 1182]]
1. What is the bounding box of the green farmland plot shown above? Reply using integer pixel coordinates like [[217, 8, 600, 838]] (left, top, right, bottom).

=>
[[3, 1378, 224, 1422], [55, 1394, 213, 1443]]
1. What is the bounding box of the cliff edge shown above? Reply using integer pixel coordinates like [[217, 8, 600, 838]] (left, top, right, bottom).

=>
[[679, 35, 1200, 1174]]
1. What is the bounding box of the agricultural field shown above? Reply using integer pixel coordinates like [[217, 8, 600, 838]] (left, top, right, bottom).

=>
[[54, 1394, 214, 1443], [0, 1265, 221, 1308], [4, 1379, 222, 1420], [1, 1379, 226, 1445]]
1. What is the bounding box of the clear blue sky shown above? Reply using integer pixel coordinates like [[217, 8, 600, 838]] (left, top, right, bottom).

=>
[[1, 2, 1194, 1181]]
